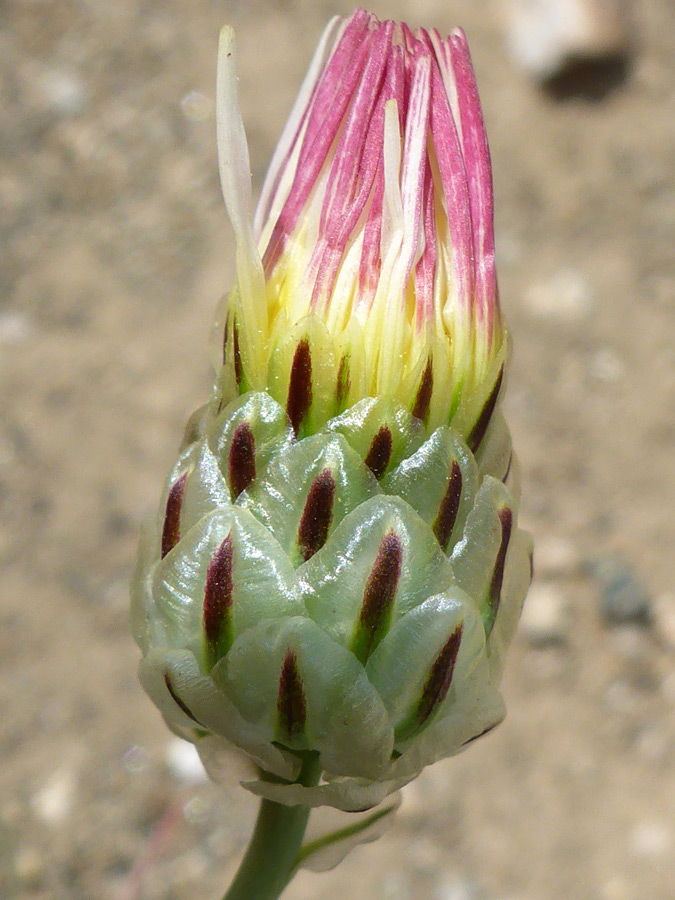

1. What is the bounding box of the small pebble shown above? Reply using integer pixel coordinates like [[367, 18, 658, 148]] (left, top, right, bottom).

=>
[[181, 90, 213, 122], [32, 768, 75, 824], [183, 795, 210, 824], [506, 0, 630, 81], [0, 175, 29, 215], [535, 535, 579, 578], [602, 877, 629, 900], [520, 582, 569, 645], [660, 670, 675, 701], [165, 737, 207, 783], [603, 679, 640, 714], [410, 835, 442, 872], [652, 592, 675, 651], [0, 312, 33, 346], [39, 70, 88, 116], [629, 821, 673, 859], [589, 347, 625, 382], [594, 555, 651, 625], [634, 727, 669, 762], [525, 268, 594, 322], [122, 744, 150, 774], [167, 848, 210, 883], [436, 878, 486, 900], [14, 846, 43, 888], [383, 873, 411, 900], [609, 624, 650, 661]]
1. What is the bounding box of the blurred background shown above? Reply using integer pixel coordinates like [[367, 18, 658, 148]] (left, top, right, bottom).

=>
[[1, 0, 673, 898]]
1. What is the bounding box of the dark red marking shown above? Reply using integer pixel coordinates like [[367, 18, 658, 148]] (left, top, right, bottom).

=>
[[164, 672, 205, 727], [433, 461, 463, 551], [461, 721, 499, 746], [297, 468, 336, 561], [412, 358, 433, 423], [468, 365, 504, 453], [502, 451, 513, 484], [287, 339, 312, 435], [364, 426, 393, 480], [277, 649, 306, 739], [336, 353, 350, 409], [354, 532, 403, 661], [486, 506, 513, 633], [415, 624, 464, 728], [228, 422, 256, 499], [233, 321, 244, 389], [161, 472, 188, 558], [203, 535, 234, 658]]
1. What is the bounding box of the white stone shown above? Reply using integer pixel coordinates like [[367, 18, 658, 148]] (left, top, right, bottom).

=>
[[32, 768, 75, 824], [435, 878, 485, 900], [634, 728, 669, 763], [602, 877, 629, 900], [39, 70, 88, 116], [609, 624, 648, 660], [506, 0, 629, 79], [181, 91, 213, 122], [122, 744, 150, 774], [653, 592, 675, 651], [629, 821, 673, 858], [589, 347, 626, 382], [165, 737, 208, 783], [603, 679, 639, 714], [525, 268, 594, 322], [535, 535, 579, 578], [14, 846, 43, 885], [662, 670, 675, 702], [520, 582, 569, 644], [0, 312, 32, 346]]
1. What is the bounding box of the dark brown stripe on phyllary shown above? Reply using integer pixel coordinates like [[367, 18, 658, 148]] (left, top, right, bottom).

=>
[[161, 471, 188, 558], [277, 649, 306, 739], [467, 365, 504, 453], [356, 532, 403, 659], [364, 426, 393, 480], [203, 535, 234, 652], [222, 314, 229, 364], [502, 450, 513, 484], [335, 353, 351, 409], [297, 468, 336, 561], [164, 672, 205, 727], [461, 720, 499, 747], [412, 358, 433, 423], [233, 321, 244, 389], [433, 461, 463, 550], [287, 339, 312, 435], [228, 422, 256, 499], [414, 623, 463, 728], [486, 506, 513, 632]]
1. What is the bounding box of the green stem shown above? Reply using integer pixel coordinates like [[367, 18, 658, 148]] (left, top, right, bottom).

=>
[[222, 754, 322, 900]]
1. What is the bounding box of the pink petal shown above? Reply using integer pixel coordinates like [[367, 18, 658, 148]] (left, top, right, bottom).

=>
[[447, 28, 497, 340], [262, 10, 376, 275]]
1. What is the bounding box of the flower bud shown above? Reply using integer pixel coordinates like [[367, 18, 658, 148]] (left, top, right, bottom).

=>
[[132, 8, 532, 813]]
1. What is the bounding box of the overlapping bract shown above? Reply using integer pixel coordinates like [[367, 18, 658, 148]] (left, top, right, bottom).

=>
[[132, 8, 532, 814], [131, 389, 531, 810]]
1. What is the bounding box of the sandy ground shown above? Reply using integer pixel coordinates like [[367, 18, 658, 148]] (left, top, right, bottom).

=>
[[1, 0, 674, 898]]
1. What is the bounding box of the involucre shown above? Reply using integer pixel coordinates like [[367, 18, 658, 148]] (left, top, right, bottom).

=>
[[131, 8, 532, 814]]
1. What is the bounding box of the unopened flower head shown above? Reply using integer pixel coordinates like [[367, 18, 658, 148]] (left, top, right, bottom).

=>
[[218, 8, 504, 440], [132, 8, 532, 817]]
